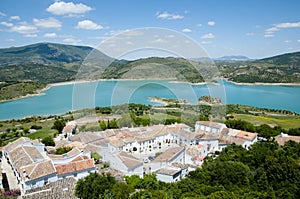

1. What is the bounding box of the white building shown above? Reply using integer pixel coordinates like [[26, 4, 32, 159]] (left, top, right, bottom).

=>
[[2, 137, 95, 194]]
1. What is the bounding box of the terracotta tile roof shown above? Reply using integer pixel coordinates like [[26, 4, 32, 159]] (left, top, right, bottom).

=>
[[275, 134, 300, 146], [71, 155, 89, 162], [66, 147, 82, 157], [195, 129, 220, 140], [4, 137, 30, 152], [9, 145, 44, 171], [21, 160, 56, 181], [68, 132, 102, 144], [154, 147, 184, 162], [236, 131, 257, 141], [171, 162, 189, 169], [48, 154, 64, 159], [23, 177, 77, 199], [196, 121, 224, 129], [55, 158, 95, 175], [173, 129, 196, 140], [218, 136, 245, 146], [109, 138, 125, 147], [117, 151, 143, 169], [66, 141, 85, 150], [185, 146, 200, 156], [55, 140, 69, 149]]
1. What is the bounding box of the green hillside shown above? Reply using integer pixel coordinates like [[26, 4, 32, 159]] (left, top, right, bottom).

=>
[[219, 52, 300, 83], [102, 57, 213, 83], [0, 42, 113, 83]]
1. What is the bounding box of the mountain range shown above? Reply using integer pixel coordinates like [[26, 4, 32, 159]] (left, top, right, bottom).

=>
[[0, 42, 299, 84]]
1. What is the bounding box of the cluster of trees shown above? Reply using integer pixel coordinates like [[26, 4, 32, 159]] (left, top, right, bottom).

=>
[[226, 104, 298, 116], [41, 136, 55, 146], [225, 119, 300, 138], [51, 118, 66, 133], [99, 119, 119, 130], [75, 141, 300, 198]]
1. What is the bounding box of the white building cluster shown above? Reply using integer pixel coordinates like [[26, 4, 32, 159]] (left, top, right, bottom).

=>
[[2, 137, 95, 194], [69, 121, 258, 182]]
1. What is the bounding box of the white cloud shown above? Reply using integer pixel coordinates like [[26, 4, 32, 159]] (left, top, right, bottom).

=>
[[196, 23, 202, 27], [151, 38, 167, 43], [34, 17, 62, 28], [264, 34, 274, 38], [76, 20, 103, 30], [24, 34, 38, 38], [10, 24, 38, 34], [208, 21, 215, 26], [10, 16, 20, 20], [182, 28, 192, 33], [43, 32, 57, 38], [284, 40, 291, 43], [156, 11, 184, 20], [63, 37, 82, 45], [265, 22, 300, 36], [0, 21, 13, 27], [201, 33, 215, 39], [246, 32, 254, 36], [298, 39, 300, 42], [46, 1, 92, 16]]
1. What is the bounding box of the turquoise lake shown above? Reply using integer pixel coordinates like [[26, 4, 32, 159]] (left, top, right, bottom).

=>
[[0, 80, 300, 121]]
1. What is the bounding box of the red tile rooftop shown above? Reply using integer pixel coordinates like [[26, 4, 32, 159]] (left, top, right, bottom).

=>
[[55, 158, 94, 175]]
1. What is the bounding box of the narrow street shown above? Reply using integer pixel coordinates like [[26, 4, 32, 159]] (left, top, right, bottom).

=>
[[1, 157, 20, 190]]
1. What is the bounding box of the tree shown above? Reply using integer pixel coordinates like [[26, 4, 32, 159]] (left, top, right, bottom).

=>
[[52, 119, 66, 133], [99, 120, 108, 130], [91, 152, 102, 160], [111, 181, 134, 199], [55, 146, 72, 155], [75, 172, 116, 199], [41, 136, 55, 146]]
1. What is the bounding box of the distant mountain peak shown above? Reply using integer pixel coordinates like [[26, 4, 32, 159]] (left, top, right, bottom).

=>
[[215, 55, 250, 61]]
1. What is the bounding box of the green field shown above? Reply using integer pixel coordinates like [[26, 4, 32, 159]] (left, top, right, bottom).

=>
[[233, 114, 300, 129]]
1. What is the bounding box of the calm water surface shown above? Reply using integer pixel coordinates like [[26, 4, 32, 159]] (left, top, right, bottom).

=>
[[0, 80, 299, 120]]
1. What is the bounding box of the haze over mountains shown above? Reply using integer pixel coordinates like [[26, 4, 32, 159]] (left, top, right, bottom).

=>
[[0, 42, 299, 84]]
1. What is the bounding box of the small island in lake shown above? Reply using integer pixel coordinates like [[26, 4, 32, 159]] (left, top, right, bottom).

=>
[[198, 96, 222, 106], [150, 96, 190, 106]]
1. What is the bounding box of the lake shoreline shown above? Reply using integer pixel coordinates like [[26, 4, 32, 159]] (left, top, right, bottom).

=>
[[1, 78, 300, 104]]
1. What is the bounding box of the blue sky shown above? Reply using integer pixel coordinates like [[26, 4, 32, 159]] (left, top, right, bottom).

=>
[[0, 0, 300, 58]]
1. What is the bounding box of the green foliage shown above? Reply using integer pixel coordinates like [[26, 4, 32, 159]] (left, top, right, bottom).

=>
[[0, 81, 46, 101], [41, 136, 55, 146], [91, 152, 102, 160], [75, 172, 117, 199], [51, 119, 66, 133], [54, 146, 72, 155], [99, 119, 119, 130], [101, 57, 205, 83], [219, 52, 300, 83]]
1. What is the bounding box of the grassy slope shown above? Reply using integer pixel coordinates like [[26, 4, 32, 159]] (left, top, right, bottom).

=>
[[233, 114, 300, 129]]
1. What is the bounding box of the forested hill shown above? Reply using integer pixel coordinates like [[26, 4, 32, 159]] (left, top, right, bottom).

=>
[[0, 42, 108, 66], [0, 42, 113, 83], [0, 42, 300, 84], [219, 51, 300, 83]]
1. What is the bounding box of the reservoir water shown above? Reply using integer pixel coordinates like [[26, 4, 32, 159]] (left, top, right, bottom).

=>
[[0, 80, 299, 120]]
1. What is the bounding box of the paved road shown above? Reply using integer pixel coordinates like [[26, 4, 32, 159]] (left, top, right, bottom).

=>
[[1, 157, 20, 190]]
